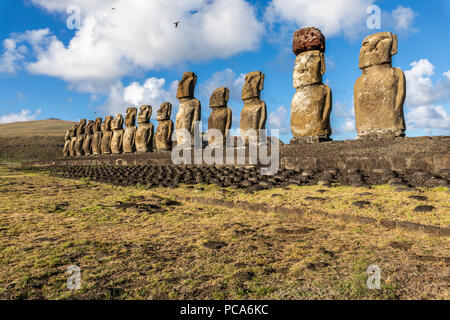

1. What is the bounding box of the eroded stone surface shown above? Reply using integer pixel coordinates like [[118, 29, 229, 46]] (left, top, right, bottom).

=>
[[175, 72, 201, 145], [63, 125, 76, 157], [123, 107, 138, 153], [136, 105, 154, 153], [74, 119, 86, 156], [92, 118, 102, 155], [82, 120, 94, 155], [354, 32, 406, 138], [208, 87, 232, 144], [240, 71, 266, 142], [156, 102, 174, 151], [293, 27, 325, 55], [111, 114, 124, 154], [101, 116, 113, 155]]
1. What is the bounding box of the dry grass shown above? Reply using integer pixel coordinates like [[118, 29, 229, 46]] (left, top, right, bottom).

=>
[[0, 120, 75, 137], [0, 166, 448, 300]]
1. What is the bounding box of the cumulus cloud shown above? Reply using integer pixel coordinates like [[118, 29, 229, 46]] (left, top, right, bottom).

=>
[[102, 77, 178, 117], [199, 68, 245, 102], [391, 6, 416, 31], [16, 0, 264, 93], [264, 0, 375, 38], [0, 109, 42, 124], [268, 105, 290, 134], [404, 59, 450, 135]]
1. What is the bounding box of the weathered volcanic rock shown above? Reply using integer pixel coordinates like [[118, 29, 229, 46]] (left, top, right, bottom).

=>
[[292, 27, 325, 55]]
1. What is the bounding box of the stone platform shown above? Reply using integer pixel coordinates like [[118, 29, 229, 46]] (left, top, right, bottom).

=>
[[26, 136, 449, 175]]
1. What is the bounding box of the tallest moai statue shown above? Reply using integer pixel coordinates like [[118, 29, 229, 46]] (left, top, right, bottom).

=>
[[290, 27, 332, 143], [354, 32, 406, 139]]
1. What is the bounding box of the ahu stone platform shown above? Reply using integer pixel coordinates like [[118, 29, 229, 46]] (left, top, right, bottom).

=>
[[26, 136, 449, 177]]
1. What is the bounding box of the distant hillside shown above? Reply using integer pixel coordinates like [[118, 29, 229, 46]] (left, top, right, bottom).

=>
[[0, 119, 76, 163], [0, 119, 76, 137]]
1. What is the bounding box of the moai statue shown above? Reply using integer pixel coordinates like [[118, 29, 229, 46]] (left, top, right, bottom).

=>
[[111, 113, 124, 154], [82, 120, 94, 155], [62, 125, 75, 157], [155, 102, 174, 151], [291, 27, 332, 143], [91, 118, 103, 155], [74, 119, 86, 156], [208, 87, 232, 144], [123, 107, 138, 153], [240, 71, 267, 142], [175, 72, 201, 145], [135, 105, 154, 153], [69, 124, 77, 157], [354, 32, 406, 139], [100, 116, 113, 154]]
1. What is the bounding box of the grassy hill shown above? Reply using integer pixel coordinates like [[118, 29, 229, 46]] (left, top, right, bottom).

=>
[[0, 119, 76, 163]]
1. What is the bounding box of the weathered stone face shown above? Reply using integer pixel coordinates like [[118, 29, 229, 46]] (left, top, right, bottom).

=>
[[359, 32, 397, 69], [82, 120, 94, 155], [291, 84, 332, 138], [100, 116, 113, 154], [293, 50, 325, 88], [74, 119, 86, 156], [293, 27, 325, 55], [123, 108, 138, 153], [354, 64, 406, 138], [176, 72, 197, 99], [157, 102, 172, 121], [92, 118, 102, 155], [136, 105, 154, 153], [242, 71, 264, 100], [210, 87, 230, 108], [208, 87, 232, 144], [156, 103, 173, 150], [111, 114, 124, 154]]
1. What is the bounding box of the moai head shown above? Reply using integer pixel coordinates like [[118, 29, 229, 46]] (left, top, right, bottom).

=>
[[69, 124, 77, 138], [101, 116, 113, 131], [293, 27, 325, 55], [125, 107, 137, 127], [293, 50, 326, 87], [112, 114, 124, 130], [93, 118, 102, 132], [157, 102, 172, 121], [85, 120, 94, 134], [137, 105, 152, 124], [242, 71, 265, 100], [359, 32, 398, 69], [176, 72, 197, 99], [77, 119, 86, 135], [210, 87, 230, 108]]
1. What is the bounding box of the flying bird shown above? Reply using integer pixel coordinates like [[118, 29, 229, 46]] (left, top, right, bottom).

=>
[[174, 21, 180, 28]]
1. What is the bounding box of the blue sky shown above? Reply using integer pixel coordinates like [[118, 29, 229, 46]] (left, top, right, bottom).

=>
[[0, 0, 449, 142]]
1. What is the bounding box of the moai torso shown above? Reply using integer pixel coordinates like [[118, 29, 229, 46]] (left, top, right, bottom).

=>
[[101, 116, 113, 154], [63, 127, 73, 157], [155, 102, 174, 151], [135, 105, 154, 153], [208, 87, 232, 144], [123, 107, 138, 153], [91, 118, 103, 155], [74, 119, 86, 156], [240, 71, 267, 141], [175, 72, 201, 145], [354, 32, 406, 138], [290, 28, 332, 141], [69, 127, 77, 157], [82, 120, 94, 155], [111, 114, 124, 154]]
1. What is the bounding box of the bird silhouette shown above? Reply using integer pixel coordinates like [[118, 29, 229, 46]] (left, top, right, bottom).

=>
[[174, 21, 180, 28]]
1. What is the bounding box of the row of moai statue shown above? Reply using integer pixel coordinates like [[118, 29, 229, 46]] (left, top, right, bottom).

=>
[[63, 27, 407, 157]]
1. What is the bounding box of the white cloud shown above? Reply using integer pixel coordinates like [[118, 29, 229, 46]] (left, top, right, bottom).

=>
[[16, 0, 264, 93], [102, 77, 178, 116], [199, 68, 245, 102], [268, 105, 290, 134], [265, 0, 375, 38], [404, 59, 450, 135], [0, 109, 42, 124], [391, 6, 416, 31]]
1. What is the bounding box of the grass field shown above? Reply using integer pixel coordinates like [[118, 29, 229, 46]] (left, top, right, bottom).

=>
[[0, 166, 448, 300], [0, 119, 75, 163]]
